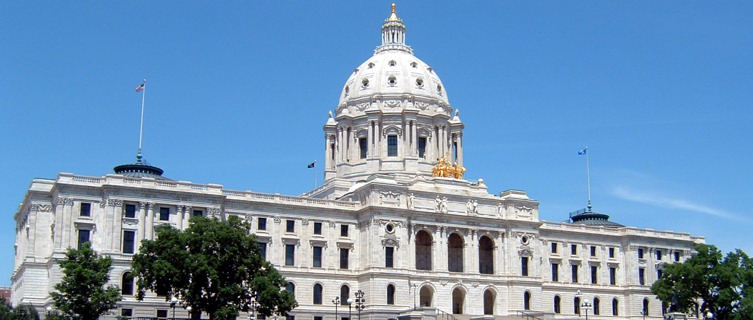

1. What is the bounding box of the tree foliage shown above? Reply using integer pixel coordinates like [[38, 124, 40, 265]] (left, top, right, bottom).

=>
[[0, 298, 40, 320], [132, 216, 297, 320], [49, 242, 121, 320], [652, 243, 753, 319]]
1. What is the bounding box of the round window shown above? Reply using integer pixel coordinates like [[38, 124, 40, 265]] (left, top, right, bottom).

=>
[[388, 76, 397, 86], [521, 236, 529, 245], [385, 224, 395, 233], [362, 78, 369, 87], [389, 60, 397, 66], [416, 78, 424, 88]]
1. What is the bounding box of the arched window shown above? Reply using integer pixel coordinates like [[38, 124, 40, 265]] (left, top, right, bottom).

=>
[[285, 282, 295, 297], [451, 287, 465, 314], [642, 298, 649, 316], [121, 272, 134, 296], [340, 285, 350, 305], [594, 297, 600, 315], [419, 286, 433, 307], [574, 297, 581, 315], [483, 289, 495, 315], [612, 298, 619, 316], [387, 284, 395, 305], [523, 291, 531, 310], [448, 233, 464, 272], [554, 296, 561, 313], [313, 284, 323, 304], [479, 236, 494, 274], [415, 230, 433, 270]]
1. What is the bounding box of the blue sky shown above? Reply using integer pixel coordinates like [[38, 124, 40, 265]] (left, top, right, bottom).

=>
[[1, 2, 751, 286]]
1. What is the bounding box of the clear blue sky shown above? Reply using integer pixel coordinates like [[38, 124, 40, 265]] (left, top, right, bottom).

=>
[[1, 2, 751, 286]]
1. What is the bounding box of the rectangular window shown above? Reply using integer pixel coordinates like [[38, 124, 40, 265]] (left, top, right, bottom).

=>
[[124, 204, 136, 218], [285, 244, 295, 266], [359, 137, 367, 159], [192, 209, 203, 217], [286, 316, 294, 320], [314, 222, 322, 235], [610, 267, 616, 285], [286, 220, 295, 232], [639, 267, 645, 285], [521, 257, 529, 276], [551, 242, 558, 254], [571, 264, 579, 283], [571, 244, 577, 255], [314, 317, 323, 320], [385, 247, 394, 268], [591, 266, 598, 284], [551, 263, 559, 282], [159, 207, 170, 221], [340, 224, 349, 237], [340, 248, 349, 269], [313, 246, 322, 268], [609, 247, 615, 258], [123, 230, 135, 254], [656, 250, 662, 260], [121, 309, 133, 317], [590, 246, 597, 256], [80, 202, 91, 217], [157, 310, 168, 318], [387, 135, 398, 157], [418, 137, 427, 158], [674, 251, 680, 262], [258, 242, 267, 259], [638, 248, 644, 259], [78, 229, 90, 249], [258, 217, 267, 230]]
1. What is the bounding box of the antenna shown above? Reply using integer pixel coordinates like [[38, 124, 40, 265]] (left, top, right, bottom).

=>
[[136, 78, 147, 163], [578, 146, 592, 212]]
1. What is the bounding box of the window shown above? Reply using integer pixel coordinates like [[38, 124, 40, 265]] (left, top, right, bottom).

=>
[[78, 229, 90, 249], [359, 137, 367, 159], [285, 282, 295, 296], [639, 267, 645, 285], [657, 269, 663, 279], [609, 247, 615, 258], [340, 248, 349, 269], [593, 297, 600, 315], [157, 310, 168, 318], [123, 230, 135, 254], [590, 246, 596, 256], [285, 244, 295, 266], [122, 272, 134, 295], [314, 222, 322, 235], [258, 217, 267, 230], [523, 291, 531, 310], [258, 242, 267, 259], [612, 298, 619, 316], [387, 284, 395, 305], [124, 204, 136, 218], [551, 242, 558, 253], [121, 309, 133, 317], [159, 207, 170, 221], [656, 250, 662, 260], [609, 267, 616, 285], [340, 224, 349, 237], [286, 220, 295, 233], [551, 263, 559, 282], [313, 246, 322, 268], [313, 284, 323, 304], [418, 137, 427, 158], [448, 233, 464, 272], [387, 135, 398, 157], [591, 266, 598, 284], [574, 297, 581, 315], [554, 296, 561, 313], [286, 316, 294, 320], [571, 264, 579, 283], [415, 230, 432, 270], [478, 236, 494, 274], [192, 209, 203, 217], [340, 285, 350, 305], [80, 202, 91, 217], [638, 248, 644, 259], [521, 257, 529, 276], [385, 247, 394, 268], [571, 244, 577, 255], [314, 317, 323, 320], [674, 251, 681, 262], [642, 298, 649, 316]]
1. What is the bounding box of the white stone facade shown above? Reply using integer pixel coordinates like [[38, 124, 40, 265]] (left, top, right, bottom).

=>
[[12, 5, 703, 320]]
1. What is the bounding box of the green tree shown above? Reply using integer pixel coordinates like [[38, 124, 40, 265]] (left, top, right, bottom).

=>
[[652, 243, 753, 319], [132, 216, 297, 320], [49, 242, 122, 320]]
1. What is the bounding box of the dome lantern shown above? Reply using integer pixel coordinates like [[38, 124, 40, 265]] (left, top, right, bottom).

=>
[[376, 4, 412, 54]]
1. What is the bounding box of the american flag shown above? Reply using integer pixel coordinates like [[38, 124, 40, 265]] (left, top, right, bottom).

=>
[[135, 83, 145, 93]]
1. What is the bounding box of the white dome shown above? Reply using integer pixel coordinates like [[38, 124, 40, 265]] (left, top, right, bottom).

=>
[[338, 50, 449, 107]]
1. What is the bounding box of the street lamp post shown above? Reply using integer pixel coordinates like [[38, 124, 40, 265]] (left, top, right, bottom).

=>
[[354, 290, 365, 320], [170, 297, 179, 320], [186, 306, 192, 320], [581, 300, 592, 320], [250, 299, 257, 320], [332, 296, 340, 320], [347, 298, 353, 320]]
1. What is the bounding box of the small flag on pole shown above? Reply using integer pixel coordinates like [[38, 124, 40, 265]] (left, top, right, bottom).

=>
[[135, 83, 145, 93], [307, 161, 316, 168], [578, 147, 588, 155]]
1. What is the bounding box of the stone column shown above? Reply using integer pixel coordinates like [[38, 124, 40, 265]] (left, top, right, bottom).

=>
[[367, 122, 373, 158], [137, 202, 146, 250], [457, 132, 464, 166], [411, 121, 418, 157], [146, 203, 155, 240]]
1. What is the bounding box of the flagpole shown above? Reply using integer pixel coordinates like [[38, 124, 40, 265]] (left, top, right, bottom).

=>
[[137, 78, 147, 163], [585, 146, 592, 212], [313, 160, 318, 187]]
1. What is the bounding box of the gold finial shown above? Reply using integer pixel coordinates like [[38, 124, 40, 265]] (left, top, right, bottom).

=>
[[387, 3, 401, 22]]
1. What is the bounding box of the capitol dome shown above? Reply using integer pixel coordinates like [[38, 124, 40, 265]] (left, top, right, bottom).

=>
[[337, 4, 449, 110]]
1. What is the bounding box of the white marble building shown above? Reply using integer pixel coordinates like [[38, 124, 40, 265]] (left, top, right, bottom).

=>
[[12, 5, 703, 320]]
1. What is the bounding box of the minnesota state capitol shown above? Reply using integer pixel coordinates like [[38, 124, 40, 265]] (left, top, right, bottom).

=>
[[12, 5, 703, 320]]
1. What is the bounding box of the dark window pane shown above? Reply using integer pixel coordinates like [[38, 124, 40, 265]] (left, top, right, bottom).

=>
[[80, 202, 91, 217], [639, 268, 645, 285], [523, 292, 530, 310], [340, 248, 349, 269], [285, 244, 295, 266], [285, 282, 295, 296], [359, 137, 368, 159], [418, 137, 427, 158], [258, 217, 267, 230], [594, 298, 600, 315], [610, 267, 616, 285], [122, 272, 134, 295], [656, 250, 662, 260], [78, 229, 90, 249], [521, 257, 528, 276], [123, 230, 135, 254], [551, 263, 559, 282], [551, 242, 557, 253], [571, 244, 577, 255], [314, 222, 322, 235], [340, 285, 349, 305], [313, 284, 323, 304], [192, 210, 203, 217], [387, 135, 398, 157], [638, 248, 644, 259], [286, 220, 295, 233], [159, 207, 170, 221], [572, 265, 578, 283], [157, 310, 168, 318], [574, 297, 581, 314], [385, 247, 394, 268], [590, 246, 596, 256], [121, 309, 133, 317], [674, 251, 680, 261], [313, 246, 322, 268], [609, 247, 615, 258], [387, 284, 395, 305], [591, 266, 598, 284], [124, 204, 136, 218], [340, 224, 348, 237], [258, 242, 267, 259]]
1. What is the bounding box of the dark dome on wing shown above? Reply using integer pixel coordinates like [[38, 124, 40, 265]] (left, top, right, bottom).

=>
[[570, 210, 624, 228], [113, 162, 169, 180]]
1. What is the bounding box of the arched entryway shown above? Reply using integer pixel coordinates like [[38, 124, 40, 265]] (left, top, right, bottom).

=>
[[416, 230, 433, 270], [479, 235, 494, 274], [448, 233, 464, 272], [483, 289, 496, 315], [419, 285, 433, 307], [452, 287, 465, 314]]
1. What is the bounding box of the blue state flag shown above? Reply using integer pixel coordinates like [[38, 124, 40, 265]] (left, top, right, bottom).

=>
[[578, 147, 587, 155]]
